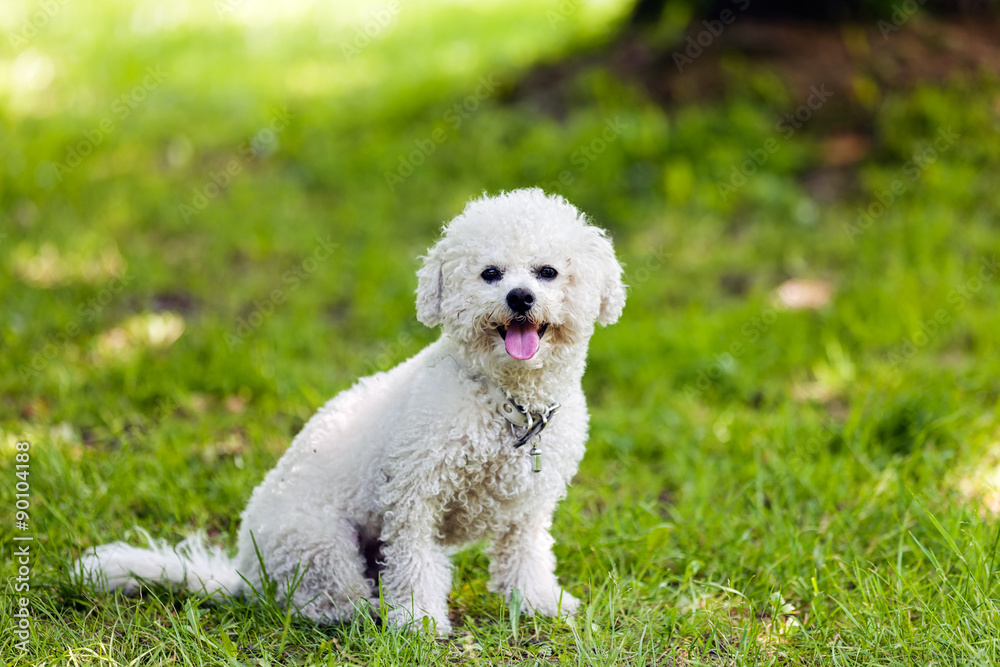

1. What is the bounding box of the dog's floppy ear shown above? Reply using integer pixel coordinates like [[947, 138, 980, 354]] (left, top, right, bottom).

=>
[[415, 242, 444, 327], [589, 227, 627, 326]]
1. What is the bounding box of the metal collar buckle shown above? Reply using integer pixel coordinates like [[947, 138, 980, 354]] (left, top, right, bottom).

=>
[[500, 392, 560, 473]]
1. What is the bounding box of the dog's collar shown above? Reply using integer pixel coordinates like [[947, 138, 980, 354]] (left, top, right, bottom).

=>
[[497, 390, 559, 473]]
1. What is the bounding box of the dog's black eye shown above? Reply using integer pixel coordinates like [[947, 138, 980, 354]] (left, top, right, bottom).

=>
[[481, 267, 503, 283], [537, 266, 558, 280]]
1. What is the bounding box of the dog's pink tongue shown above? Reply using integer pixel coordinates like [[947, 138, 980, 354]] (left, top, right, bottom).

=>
[[504, 320, 540, 360]]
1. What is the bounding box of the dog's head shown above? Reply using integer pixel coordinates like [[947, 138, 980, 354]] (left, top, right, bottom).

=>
[[416, 189, 626, 371]]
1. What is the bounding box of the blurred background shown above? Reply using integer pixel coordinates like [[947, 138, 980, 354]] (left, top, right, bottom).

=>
[[3, 0, 1000, 661]]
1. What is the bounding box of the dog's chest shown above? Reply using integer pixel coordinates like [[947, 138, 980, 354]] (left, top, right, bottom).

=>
[[437, 437, 534, 545]]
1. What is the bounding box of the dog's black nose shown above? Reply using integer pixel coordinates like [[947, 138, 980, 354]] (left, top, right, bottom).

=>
[[506, 288, 535, 314]]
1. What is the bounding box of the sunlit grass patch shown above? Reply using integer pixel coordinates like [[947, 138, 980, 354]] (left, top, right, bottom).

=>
[[2, 0, 1000, 663]]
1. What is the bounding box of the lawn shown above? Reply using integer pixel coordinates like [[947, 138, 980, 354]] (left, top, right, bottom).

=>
[[2, 0, 1000, 664]]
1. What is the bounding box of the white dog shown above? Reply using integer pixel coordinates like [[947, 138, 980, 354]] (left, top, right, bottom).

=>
[[76, 188, 626, 635]]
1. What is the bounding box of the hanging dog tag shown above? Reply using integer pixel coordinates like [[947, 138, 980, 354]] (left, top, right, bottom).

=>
[[530, 444, 542, 473]]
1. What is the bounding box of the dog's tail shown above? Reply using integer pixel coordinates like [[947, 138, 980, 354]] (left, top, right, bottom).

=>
[[74, 529, 244, 597]]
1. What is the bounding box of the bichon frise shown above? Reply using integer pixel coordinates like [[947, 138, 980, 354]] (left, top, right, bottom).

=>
[[76, 188, 626, 635]]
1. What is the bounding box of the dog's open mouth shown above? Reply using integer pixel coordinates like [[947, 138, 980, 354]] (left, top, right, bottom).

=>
[[497, 319, 549, 361]]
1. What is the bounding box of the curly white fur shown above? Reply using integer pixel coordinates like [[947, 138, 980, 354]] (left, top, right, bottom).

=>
[[75, 188, 626, 635]]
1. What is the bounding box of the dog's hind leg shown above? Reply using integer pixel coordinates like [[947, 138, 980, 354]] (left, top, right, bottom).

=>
[[254, 518, 376, 624]]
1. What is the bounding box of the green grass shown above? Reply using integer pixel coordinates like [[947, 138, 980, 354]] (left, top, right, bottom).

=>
[[3, 0, 1000, 664]]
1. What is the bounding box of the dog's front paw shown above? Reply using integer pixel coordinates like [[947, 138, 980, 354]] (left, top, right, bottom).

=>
[[386, 606, 452, 636], [519, 588, 580, 618], [553, 589, 580, 617]]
